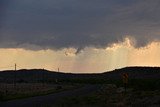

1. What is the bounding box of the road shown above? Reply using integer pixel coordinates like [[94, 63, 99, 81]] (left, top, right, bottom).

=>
[[0, 84, 100, 107]]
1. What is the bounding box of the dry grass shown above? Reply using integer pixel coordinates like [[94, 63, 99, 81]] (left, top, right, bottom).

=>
[[50, 84, 160, 107], [0, 83, 78, 101]]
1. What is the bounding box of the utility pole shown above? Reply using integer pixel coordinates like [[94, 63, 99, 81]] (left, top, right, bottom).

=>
[[15, 63, 17, 71], [58, 68, 59, 72], [42, 68, 45, 87], [55, 67, 59, 83], [14, 63, 17, 87]]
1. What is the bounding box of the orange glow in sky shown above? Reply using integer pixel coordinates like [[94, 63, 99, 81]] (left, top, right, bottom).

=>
[[0, 38, 160, 73]]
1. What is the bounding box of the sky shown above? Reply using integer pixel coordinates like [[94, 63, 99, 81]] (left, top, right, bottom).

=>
[[1, 0, 160, 73]]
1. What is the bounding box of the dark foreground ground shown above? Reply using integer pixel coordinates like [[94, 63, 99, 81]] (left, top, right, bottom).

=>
[[0, 84, 100, 107], [0, 83, 160, 107], [0, 67, 160, 107]]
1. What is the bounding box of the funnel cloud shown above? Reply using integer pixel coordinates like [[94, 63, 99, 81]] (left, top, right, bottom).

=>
[[1, 0, 160, 52]]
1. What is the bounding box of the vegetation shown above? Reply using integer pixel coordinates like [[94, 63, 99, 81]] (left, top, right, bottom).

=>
[[0, 83, 80, 101], [0, 67, 160, 106], [42, 83, 160, 107]]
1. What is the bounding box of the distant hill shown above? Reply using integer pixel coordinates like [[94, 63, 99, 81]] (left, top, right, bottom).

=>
[[102, 67, 160, 79], [0, 67, 160, 83]]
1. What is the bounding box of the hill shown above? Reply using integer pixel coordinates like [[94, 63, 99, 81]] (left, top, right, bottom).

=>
[[102, 66, 160, 79], [0, 67, 160, 83]]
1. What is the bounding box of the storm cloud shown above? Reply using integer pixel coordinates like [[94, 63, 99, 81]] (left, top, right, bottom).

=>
[[1, 0, 160, 51]]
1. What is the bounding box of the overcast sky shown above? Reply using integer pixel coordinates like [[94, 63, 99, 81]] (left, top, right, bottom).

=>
[[1, 0, 160, 72], [1, 0, 160, 50]]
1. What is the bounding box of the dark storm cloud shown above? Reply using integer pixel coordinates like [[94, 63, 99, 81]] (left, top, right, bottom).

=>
[[1, 0, 160, 51]]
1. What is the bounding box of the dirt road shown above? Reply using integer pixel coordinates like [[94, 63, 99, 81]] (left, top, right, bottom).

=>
[[0, 84, 100, 107]]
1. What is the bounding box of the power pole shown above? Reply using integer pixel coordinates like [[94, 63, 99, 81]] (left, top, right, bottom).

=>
[[58, 67, 59, 72], [15, 63, 17, 71], [42, 68, 45, 87], [14, 63, 17, 87], [55, 67, 59, 83]]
